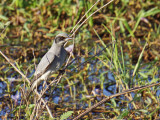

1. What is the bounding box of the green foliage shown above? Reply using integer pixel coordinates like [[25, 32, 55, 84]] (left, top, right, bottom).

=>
[[0, 0, 160, 119], [60, 111, 73, 120]]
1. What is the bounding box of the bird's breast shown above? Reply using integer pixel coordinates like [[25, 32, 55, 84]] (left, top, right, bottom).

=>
[[49, 47, 67, 73]]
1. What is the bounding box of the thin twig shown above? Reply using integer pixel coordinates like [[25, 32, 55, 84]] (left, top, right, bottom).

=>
[[71, 0, 114, 37], [70, 0, 100, 34], [0, 50, 30, 84]]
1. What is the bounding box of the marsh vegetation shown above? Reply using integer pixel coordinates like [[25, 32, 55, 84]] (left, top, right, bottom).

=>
[[0, 0, 160, 119]]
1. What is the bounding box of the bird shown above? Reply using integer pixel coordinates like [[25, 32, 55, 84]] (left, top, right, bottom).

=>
[[27, 32, 72, 97]]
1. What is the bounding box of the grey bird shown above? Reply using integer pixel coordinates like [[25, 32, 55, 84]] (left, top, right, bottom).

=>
[[28, 32, 72, 96]]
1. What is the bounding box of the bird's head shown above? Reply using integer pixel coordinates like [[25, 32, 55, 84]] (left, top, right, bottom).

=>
[[54, 33, 72, 46]]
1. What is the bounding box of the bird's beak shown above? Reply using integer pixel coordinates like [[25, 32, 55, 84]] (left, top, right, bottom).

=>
[[64, 37, 72, 42]]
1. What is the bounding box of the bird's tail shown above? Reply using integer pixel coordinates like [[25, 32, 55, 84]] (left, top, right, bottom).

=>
[[25, 77, 43, 100]]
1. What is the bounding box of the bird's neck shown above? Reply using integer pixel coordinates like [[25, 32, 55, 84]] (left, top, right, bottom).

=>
[[52, 41, 63, 47], [50, 42, 64, 56]]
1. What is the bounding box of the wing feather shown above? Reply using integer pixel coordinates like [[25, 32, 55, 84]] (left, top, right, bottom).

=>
[[33, 52, 55, 79]]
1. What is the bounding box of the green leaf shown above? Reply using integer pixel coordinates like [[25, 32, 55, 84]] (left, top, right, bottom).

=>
[[123, 19, 134, 37], [46, 33, 55, 37], [5, 21, 11, 26], [132, 42, 147, 76], [29, 104, 35, 109], [0, 22, 4, 29], [60, 111, 73, 120], [0, 15, 8, 21], [111, 98, 116, 107], [138, 72, 148, 78], [118, 110, 129, 118], [144, 7, 160, 17]]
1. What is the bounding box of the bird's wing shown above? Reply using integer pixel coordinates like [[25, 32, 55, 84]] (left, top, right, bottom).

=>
[[33, 52, 55, 79]]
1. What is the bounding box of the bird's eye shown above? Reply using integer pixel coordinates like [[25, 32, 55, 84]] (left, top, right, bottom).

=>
[[59, 37, 65, 41]]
